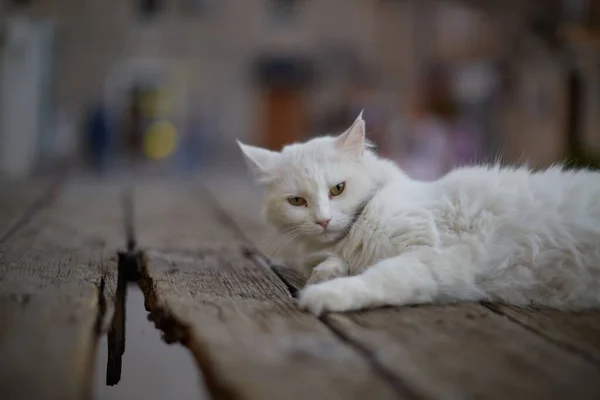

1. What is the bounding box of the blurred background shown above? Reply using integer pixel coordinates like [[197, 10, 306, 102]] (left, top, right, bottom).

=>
[[1, 0, 600, 181]]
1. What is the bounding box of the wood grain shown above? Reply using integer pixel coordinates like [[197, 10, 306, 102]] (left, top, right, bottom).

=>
[[207, 177, 600, 400], [327, 305, 600, 400], [135, 183, 399, 400], [488, 304, 600, 364], [0, 180, 54, 242], [0, 182, 124, 400]]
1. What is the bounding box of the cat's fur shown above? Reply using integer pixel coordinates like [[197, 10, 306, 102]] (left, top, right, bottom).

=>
[[238, 113, 600, 315]]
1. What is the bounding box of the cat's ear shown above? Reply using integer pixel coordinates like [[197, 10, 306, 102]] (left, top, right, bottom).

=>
[[335, 110, 368, 158], [237, 140, 281, 181]]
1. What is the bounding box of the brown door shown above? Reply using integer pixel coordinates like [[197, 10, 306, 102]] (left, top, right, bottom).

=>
[[261, 86, 306, 150]]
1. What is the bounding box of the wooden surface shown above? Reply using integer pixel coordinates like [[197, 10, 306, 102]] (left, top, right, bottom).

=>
[[1, 176, 600, 400], [206, 177, 600, 400], [0, 180, 54, 242], [135, 183, 398, 400], [488, 304, 600, 365], [0, 182, 123, 400]]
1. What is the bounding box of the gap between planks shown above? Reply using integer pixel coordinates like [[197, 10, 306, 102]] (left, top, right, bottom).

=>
[[137, 253, 245, 400]]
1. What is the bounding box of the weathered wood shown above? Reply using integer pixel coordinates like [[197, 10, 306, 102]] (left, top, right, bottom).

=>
[[326, 305, 600, 400], [207, 178, 600, 400], [0, 180, 54, 242], [488, 304, 600, 365], [270, 261, 600, 399], [135, 183, 399, 400], [0, 182, 123, 400]]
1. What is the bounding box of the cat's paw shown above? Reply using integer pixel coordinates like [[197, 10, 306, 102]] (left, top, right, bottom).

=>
[[297, 277, 367, 316], [306, 257, 347, 285], [306, 268, 340, 285]]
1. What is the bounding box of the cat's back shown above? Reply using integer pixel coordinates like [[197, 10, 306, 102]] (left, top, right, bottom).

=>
[[435, 164, 600, 242], [438, 164, 599, 208]]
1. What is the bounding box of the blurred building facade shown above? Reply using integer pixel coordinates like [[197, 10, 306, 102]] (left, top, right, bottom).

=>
[[1, 0, 600, 177]]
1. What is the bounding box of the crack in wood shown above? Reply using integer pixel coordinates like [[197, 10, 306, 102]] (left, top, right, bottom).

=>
[[320, 315, 421, 400], [105, 255, 127, 386], [137, 255, 231, 400], [118, 184, 224, 399], [242, 248, 299, 298], [100, 186, 145, 387], [94, 276, 107, 337]]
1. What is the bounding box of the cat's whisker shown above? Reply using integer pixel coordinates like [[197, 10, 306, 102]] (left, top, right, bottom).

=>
[[257, 226, 301, 247], [264, 232, 303, 258], [262, 227, 304, 257]]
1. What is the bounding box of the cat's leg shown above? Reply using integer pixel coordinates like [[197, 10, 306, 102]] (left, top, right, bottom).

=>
[[306, 255, 348, 285], [298, 247, 482, 315]]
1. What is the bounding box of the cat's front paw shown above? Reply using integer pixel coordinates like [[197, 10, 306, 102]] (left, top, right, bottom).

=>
[[306, 268, 339, 285], [306, 257, 347, 285], [297, 277, 367, 316]]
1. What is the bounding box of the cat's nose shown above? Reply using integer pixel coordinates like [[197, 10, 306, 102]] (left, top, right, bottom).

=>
[[315, 218, 331, 229]]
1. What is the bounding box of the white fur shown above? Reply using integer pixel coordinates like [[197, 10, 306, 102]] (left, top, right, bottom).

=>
[[238, 114, 600, 315]]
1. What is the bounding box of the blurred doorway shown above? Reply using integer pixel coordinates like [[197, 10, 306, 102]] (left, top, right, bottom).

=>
[[262, 86, 306, 150], [255, 55, 313, 150]]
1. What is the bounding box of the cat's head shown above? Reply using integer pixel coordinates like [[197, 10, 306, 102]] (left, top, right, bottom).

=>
[[237, 112, 381, 247]]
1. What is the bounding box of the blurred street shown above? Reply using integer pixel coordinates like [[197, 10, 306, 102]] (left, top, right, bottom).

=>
[[2, 0, 600, 182]]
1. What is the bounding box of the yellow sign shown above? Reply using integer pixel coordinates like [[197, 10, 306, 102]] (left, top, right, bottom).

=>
[[143, 120, 177, 160]]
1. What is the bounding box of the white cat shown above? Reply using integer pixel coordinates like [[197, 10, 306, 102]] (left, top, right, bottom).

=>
[[237, 113, 600, 315]]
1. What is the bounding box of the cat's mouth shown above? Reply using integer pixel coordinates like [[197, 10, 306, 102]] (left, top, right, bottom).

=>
[[317, 226, 348, 243], [314, 201, 369, 243]]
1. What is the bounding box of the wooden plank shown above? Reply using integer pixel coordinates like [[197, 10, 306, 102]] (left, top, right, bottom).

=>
[[135, 182, 399, 400], [0, 180, 55, 241], [207, 178, 600, 400], [0, 182, 123, 400], [488, 304, 600, 364], [326, 305, 600, 400]]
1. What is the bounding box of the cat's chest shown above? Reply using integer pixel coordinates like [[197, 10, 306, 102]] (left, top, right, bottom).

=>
[[335, 204, 439, 274], [335, 226, 398, 274]]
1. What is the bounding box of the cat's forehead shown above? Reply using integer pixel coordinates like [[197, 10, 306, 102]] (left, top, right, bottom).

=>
[[265, 136, 354, 194], [274, 160, 336, 193], [271, 149, 346, 194], [280, 136, 337, 162]]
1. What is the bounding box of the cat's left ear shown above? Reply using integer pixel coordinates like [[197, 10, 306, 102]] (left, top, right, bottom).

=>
[[237, 140, 281, 182], [335, 110, 368, 158]]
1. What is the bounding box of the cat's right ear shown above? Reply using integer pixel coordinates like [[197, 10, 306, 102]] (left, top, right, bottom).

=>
[[237, 140, 281, 182], [335, 110, 367, 158]]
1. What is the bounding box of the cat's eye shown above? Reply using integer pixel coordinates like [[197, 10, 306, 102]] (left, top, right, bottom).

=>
[[287, 196, 307, 207], [330, 182, 346, 197]]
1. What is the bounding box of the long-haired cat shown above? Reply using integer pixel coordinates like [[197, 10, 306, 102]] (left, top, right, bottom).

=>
[[237, 113, 600, 315]]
